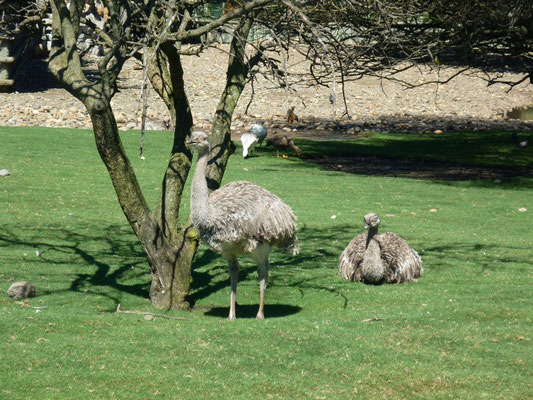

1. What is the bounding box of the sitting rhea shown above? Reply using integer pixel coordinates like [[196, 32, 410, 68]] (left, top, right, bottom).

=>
[[338, 213, 423, 284], [241, 124, 268, 158], [187, 131, 299, 320]]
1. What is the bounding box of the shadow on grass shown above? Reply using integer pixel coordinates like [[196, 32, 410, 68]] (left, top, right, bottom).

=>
[[0, 224, 150, 303], [303, 153, 533, 182], [189, 249, 304, 307], [1, 221, 529, 311], [290, 132, 533, 186], [203, 303, 302, 319], [188, 224, 352, 310], [421, 242, 532, 273]]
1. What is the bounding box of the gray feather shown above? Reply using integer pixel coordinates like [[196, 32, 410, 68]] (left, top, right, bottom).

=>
[[339, 213, 423, 284], [187, 130, 298, 319], [200, 181, 299, 256]]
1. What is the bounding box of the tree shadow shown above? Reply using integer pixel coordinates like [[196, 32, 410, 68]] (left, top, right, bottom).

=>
[[420, 242, 532, 274], [188, 224, 351, 310], [304, 154, 533, 182], [189, 249, 284, 306], [294, 130, 531, 178], [0, 224, 150, 304], [1, 217, 528, 312]]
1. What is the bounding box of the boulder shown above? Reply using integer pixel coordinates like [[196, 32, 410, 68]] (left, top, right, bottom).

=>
[[7, 281, 36, 299]]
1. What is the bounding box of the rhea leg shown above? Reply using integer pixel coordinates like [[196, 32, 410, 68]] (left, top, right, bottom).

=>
[[256, 259, 270, 319], [227, 258, 239, 320], [251, 244, 272, 319]]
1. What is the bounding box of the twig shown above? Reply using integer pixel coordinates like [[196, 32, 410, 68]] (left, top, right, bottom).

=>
[[115, 304, 187, 320], [281, 0, 337, 119], [362, 317, 383, 323]]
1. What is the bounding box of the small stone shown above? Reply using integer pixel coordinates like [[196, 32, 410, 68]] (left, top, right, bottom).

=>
[[429, 209, 437, 213], [330, 215, 337, 220], [494, 179, 501, 184], [433, 129, 443, 134], [518, 207, 527, 212], [7, 281, 36, 299], [144, 314, 153, 321], [0, 169, 10, 177]]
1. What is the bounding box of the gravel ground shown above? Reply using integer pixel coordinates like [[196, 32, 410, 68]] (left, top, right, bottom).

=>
[[2, 45, 533, 138]]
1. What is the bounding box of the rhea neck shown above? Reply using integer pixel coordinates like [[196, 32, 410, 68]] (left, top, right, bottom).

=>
[[190, 145, 211, 228], [362, 224, 384, 283], [365, 225, 379, 248]]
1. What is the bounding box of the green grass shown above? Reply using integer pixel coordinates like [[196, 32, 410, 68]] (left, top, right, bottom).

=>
[[1, 126, 532, 399], [298, 130, 533, 168]]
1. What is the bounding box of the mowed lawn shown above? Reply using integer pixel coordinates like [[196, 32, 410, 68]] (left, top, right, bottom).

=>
[[1, 126, 532, 399]]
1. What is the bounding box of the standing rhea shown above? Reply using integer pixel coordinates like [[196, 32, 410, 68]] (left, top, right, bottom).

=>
[[339, 213, 423, 284], [241, 124, 267, 158], [187, 131, 299, 320]]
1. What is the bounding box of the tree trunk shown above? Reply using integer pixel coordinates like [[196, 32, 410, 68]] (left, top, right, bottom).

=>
[[48, 0, 259, 310], [89, 104, 197, 309], [144, 44, 199, 309], [207, 16, 256, 188], [148, 225, 199, 309]]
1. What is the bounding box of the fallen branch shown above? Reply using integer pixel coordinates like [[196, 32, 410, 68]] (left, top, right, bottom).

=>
[[115, 303, 187, 320]]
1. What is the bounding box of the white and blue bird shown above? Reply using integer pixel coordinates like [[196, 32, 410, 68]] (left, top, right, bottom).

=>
[[241, 124, 268, 158]]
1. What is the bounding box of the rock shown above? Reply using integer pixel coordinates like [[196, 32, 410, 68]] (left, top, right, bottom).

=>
[[0, 169, 10, 177], [7, 281, 36, 299], [2, 51, 533, 136], [433, 129, 443, 134]]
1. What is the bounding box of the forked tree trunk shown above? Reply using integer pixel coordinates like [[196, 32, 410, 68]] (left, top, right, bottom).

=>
[[89, 105, 198, 309], [49, 0, 257, 309]]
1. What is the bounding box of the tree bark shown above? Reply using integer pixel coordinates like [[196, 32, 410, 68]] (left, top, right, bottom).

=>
[[47, 1, 260, 310], [49, 0, 197, 310], [90, 104, 197, 310], [144, 43, 200, 309], [207, 16, 256, 189]]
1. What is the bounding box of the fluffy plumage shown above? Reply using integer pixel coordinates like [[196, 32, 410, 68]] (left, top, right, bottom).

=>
[[339, 213, 423, 284], [196, 180, 298, 256], [187, 131, 298, 319]]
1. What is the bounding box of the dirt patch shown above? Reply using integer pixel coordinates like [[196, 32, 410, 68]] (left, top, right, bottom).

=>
[[305, 154, 533, 181]]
